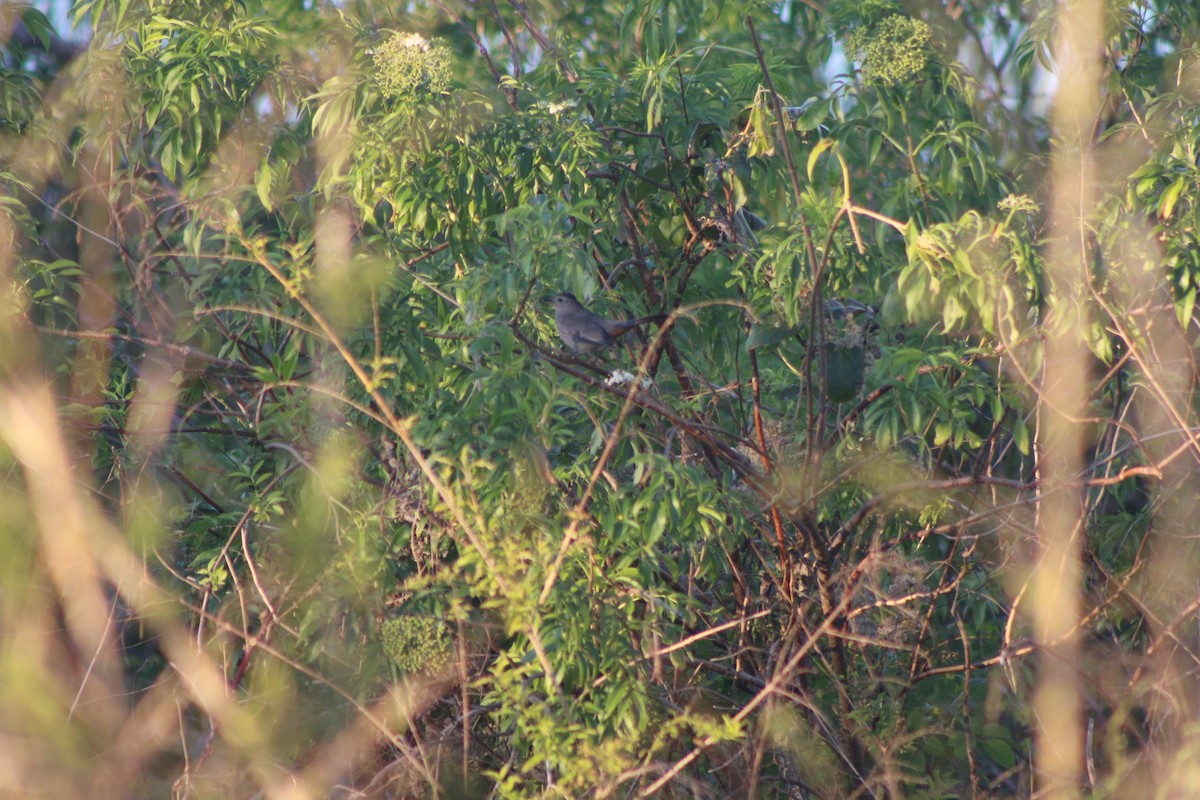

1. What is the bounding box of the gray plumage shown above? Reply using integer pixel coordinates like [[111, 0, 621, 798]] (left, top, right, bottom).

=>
[[549, 292, 666, 353], [824, 298, 875, 318]]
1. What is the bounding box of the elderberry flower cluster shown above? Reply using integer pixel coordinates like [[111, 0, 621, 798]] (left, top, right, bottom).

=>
[[844, 15, 933, 87], [373, 32, 452, 97]]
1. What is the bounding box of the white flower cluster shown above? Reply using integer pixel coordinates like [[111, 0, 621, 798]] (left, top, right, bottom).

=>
[[605, 370, 652, 389], [396, 33, 431, 52]]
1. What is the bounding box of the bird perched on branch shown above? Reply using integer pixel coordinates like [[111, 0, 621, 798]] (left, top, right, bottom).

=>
[[549, 292, 667, 353]]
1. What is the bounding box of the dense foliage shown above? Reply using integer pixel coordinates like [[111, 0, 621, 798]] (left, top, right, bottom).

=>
[[2, 0, 1200, 797]]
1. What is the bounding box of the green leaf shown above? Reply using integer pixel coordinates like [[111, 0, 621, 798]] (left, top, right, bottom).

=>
[[255, 162, 273, 211], [1159, 177, 1186, 220], [794, 97, 827, 132], [1176, 286, 1196, 328], [19, 7, 55, 48], [934, 420, 952, 446], [807, 138, 835, 181], [745, 322, 796, 351], [1013, 417, 1030, 455], [979, 724, 1017, 769]]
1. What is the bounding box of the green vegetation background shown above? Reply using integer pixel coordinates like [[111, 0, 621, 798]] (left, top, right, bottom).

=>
[[2, 0, 1200, 797]]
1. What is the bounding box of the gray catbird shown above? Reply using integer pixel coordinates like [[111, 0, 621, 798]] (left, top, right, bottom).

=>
[[549, 292, 667, 353]]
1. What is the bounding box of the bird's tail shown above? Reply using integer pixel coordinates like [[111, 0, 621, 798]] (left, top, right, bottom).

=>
[[609, 313, 668, 338], [633, 313, 667, 326]]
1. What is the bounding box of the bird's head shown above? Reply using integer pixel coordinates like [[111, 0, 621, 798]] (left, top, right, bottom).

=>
[[549, 292, 582, 310]]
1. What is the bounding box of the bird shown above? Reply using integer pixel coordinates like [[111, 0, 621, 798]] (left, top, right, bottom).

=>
[[823, 298, 875, 318], [549, 292, 667, 353]]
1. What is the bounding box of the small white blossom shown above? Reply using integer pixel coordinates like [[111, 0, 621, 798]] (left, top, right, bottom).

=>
[[606, 370, 652, 389], [398, 33, 431, 52]]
